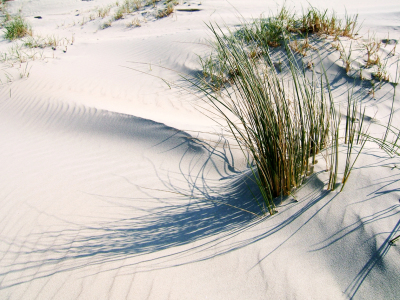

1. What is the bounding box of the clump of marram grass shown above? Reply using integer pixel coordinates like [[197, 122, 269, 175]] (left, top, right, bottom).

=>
[[192, 20, 372, 215], [195, 24, 336, 215], [101, 20, 112, 29], [4, 15, 31, 40], [298, 7, 359, 37], [147, 0, 162, 7], [114, 7, 125, 20], [117, 0, 141, 12], [156, 3, 174, 18], [200, 5, 362, 91], [130, 0, 143, 11], [91, 0, 177, 25], [364, 37, 381, 68], [194, 6, 400, 215], [126, 17, 141, 27], [234, 5, 359, 50], [97, 5, 112, 18]]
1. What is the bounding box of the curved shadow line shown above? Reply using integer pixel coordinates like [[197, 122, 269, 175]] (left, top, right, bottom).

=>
[[310, 205, 400, 251], [344, 219, 400, 299]]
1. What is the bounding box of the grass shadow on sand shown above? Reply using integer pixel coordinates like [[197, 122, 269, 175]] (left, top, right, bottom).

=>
[[0, 108, 334, 290], [2, 106, 399, 297], [345, 219, 400, 299]]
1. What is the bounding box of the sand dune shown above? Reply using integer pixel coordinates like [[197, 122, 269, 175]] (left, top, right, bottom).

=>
[[0, 0, 399, 299]]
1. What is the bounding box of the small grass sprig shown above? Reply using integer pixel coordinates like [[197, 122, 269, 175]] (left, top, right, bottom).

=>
[[383, 63, 399, 142], [97, 5, 112, 18], [339, 41, 353, 73], [364, 37, 381, 68], [341, 89, 367, 190], [126, 18, 141, 27]]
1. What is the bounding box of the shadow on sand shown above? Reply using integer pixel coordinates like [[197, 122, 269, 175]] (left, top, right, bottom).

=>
[[0, 107, 328, 289], [2, 106, 399, 299]]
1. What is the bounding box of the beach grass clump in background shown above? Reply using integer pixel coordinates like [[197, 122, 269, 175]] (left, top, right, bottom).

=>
[[126, 17, 141, 27], [165, 0, 179, 5], [299, 7, 359, 38], [95, 0, 178, 28], [200, 6, 362, 90], [4, 15, 31, 40], [114, 0, 142, 19], [233, 6, 359, 50], [101, 20, 112, 29], [147, 0, 162, 7], [114, 7, 126, 20], [0, 3, 74, 70], [131, 0, 143, 11], [1, 10, 11, 24], [97, 5, 112, 18], [122, 0, 143, 12], [339, 41, 353, 73], [156, 2, 175, 18]]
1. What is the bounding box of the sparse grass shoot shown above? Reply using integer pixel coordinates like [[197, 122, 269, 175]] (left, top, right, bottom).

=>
[[364, 37, 381, 68], [131, 0, 143, 10], [339, 41, 353, 73], [101, 20, 112, 29], [126, 18, 141, 27], [97, 6, 112, 18]]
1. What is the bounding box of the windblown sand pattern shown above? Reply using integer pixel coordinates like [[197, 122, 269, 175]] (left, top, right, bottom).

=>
[[0, 0, 399, 299]]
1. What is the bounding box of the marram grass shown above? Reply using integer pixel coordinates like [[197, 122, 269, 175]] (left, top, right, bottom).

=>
[[4, 15, 31, 40], [199, 5, 360, 90], [194, 24, 337, 215], [127, 5, 398, 216], [193, 18, 372, 215]]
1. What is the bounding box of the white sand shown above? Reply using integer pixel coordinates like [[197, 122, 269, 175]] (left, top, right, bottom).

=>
[[0, 0, 399, 299]]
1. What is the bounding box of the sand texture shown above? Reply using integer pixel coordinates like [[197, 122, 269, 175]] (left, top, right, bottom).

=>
[[0, 0, 400, 299]]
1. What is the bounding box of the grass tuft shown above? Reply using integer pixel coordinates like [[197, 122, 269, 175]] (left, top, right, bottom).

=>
[[101, 20, 112, 29], [97, 6, 112, 18], [4, 15, 31, 40], [114, 7, 125, 20], [156, 3, 174, 18], [233, 5, 359, 50], [192, 7, 375, 215], [194, 24, 338, 214], [126, 18, 141, 27]]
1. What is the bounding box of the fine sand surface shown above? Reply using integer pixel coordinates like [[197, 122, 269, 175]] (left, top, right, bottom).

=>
[[0, 0, 399, 299]]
